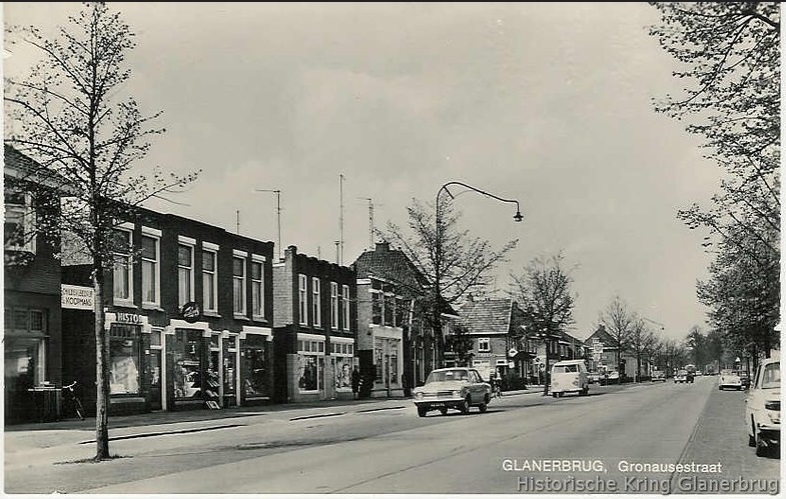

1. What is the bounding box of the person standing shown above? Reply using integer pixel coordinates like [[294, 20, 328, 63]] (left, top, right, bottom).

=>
[[351, 366, 361, 400]]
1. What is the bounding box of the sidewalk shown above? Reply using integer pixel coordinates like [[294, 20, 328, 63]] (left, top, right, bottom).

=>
[[6, 386, 545, 434]]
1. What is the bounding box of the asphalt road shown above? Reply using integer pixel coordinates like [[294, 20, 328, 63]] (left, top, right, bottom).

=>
[[4, 376, 780, 494]]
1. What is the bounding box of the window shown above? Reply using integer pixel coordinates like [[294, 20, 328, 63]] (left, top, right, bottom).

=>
[[141, 233, 160, 306], [251, 257, 264, 318], [298, 274, 308, 325], [109, 324, 141, 395], [331, 340, 356, 391], [342, 285, 351, 331], [478, 338, 490, 352], [371, 289, 382, 325], [112, 228, 133, 302], [178, 242, 194, 306], [384, 293, 395, 326], [330, 282, 339, 330], [202, 247, 218, 312], [297, 336, 325, 392], [233, 256, 246, 315], [312, 277, 321, 327], [4, 190, 35, 253]]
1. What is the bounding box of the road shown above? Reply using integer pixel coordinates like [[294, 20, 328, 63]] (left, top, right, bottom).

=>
[[4, 375, 780, 494]]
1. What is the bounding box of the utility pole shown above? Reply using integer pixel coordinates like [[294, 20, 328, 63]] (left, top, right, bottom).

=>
[[359, 197, 374, 249], [339, 174, 345, 265], [255, 189, 283, 260]]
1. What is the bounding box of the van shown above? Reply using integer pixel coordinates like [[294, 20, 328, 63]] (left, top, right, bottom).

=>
[[550, 360, 589, 397]]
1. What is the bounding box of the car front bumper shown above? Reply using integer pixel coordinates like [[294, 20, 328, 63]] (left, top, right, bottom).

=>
[[413, 397, 465, 410]]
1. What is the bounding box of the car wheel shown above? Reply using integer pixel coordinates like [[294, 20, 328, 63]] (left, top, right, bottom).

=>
[[439, 407, 448, 416], [479, 402, 488, 413], [581, 387, 589, 395], [552, 393, 558, 398], [460, 397, 471, 414], [749, 418, 758, 447], [417, 406, 428, 417]]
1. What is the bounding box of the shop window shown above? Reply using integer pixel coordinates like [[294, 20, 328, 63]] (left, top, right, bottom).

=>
[[206, 334, 220, 405], [233, 256, 246, 315], [202, 248, 218, 312], [4, 190, 36, 253], [141, 234, 160, 305], [5, 336, 45, 391], [251, 258, 264, 318], [297, 337, 325, 392], [172, 329, 203, 401], [178, 243, 194, 306], [244, 341, 270, 399], [109, 324, 141, 395], [224, 336, 237, 398], [332, 342, 355, 391], [112, 229, 132, 303], [298, 274, 308, 325], [341, 284, 350, 331], [375, 345, 383, 382]]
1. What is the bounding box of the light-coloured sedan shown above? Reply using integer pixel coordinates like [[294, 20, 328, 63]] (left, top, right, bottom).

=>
[[412, 367, 491, 417], [719, 369, 742, 390], [745, 357, 780, 457]]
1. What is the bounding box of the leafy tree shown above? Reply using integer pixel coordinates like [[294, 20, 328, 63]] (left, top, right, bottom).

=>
[[648, 2, 780, 359], [5, 3, 199, 460], [444, 323, 474, 368], [381, 196, 518, 368], [509, 252, 576, 394], [598, 295, 636, 380]]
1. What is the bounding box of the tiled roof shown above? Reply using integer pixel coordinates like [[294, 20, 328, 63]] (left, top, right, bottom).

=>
[[458, 298, 513, 334], [352, 243, 429, 292]]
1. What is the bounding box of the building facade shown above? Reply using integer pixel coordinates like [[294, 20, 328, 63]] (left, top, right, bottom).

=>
[[272, 245, 357, 402], [4, 145, 65, 423], [61, 210, 276, 415]]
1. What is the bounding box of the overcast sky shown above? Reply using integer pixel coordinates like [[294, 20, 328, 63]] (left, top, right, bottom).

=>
[[4, 2, 723, 342]]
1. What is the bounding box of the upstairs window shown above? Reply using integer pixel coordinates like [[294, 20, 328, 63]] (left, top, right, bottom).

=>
[[141, 233, 160, 306], [298, 274, 308, 325], [178, 242, 194, 306], [112, 228, 133, 302], [233, 256, 246, 315], [251, 257, 264, 318], [312, 277, 321, 327], [330, 282, 339, 330], [202, 247, 218, 312], [4, 190, 35, 253]]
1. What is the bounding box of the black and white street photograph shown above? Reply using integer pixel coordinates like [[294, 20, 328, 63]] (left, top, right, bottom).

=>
[[2, 2, 781, 495]]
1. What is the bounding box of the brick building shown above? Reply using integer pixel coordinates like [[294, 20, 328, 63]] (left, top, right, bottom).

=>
[[272, 245, 357, 402], [61, 209, 275, 415]]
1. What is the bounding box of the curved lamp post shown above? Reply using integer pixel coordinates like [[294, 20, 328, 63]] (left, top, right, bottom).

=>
[[433, 181, 523, 369]]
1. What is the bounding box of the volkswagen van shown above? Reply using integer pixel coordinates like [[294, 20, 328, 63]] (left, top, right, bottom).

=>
[[550, 360, 589, 397]]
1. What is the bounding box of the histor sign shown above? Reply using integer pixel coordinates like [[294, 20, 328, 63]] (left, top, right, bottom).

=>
[[61, 284, 94, 310]]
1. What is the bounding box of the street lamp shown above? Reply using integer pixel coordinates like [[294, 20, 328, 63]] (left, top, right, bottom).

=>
[[433, 181, 523, 368]]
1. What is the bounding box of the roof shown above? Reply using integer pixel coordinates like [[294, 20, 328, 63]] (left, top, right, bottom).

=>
[[352, 242, 429, 292], [585, 324, 616, 346], [458, 298, 514, 334], [4, 144, 76, 194]]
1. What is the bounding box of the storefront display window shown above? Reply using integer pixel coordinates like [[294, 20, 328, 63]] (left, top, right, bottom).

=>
[[109, 324, 141, 395], [298, 355, 322, 391], [332, 342, 355, 391], [244, 340, 270, 399], [173, 329, 202, 400]]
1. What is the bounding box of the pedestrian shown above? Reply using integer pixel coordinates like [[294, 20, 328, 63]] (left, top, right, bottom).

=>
[[351, 366, 361, 400]]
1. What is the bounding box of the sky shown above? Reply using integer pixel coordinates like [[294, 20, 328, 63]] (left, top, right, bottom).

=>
[[3, 2, 724, 342]]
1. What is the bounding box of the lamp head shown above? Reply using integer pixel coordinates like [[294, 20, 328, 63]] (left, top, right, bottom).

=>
[[513, 211, 524, 222]]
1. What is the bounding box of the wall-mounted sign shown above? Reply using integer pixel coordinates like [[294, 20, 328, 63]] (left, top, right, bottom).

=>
[[116, 312, 141, 324], [508, 348, 519, 358], [180, 301, 201, 323], [61, 284, 94, 310]]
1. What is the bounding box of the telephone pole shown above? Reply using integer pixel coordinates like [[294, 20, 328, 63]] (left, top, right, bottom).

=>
[[339, 174, 345, 265], [255, 189, 283, 260]]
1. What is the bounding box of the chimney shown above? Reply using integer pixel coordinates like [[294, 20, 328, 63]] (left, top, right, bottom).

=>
[[375, 241, 390, 252]]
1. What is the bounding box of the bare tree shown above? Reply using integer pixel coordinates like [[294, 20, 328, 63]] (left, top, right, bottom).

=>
[[598, 295, 635, 381], [510, 252, 577, 395], [5, 3, 199, 460], [381, 197, 517, 368], [629, 319, 658, 382]]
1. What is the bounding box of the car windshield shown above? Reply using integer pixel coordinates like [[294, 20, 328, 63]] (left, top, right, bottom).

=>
[[721, 370, 737, 376], [426, 370, 469, 383], [678, 370, 687, 375], [761, 362, 780, 389], [553, 364, 579, 373]]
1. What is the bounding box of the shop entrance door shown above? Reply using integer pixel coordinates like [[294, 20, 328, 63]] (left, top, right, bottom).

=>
[[149, 350, 162, 410]]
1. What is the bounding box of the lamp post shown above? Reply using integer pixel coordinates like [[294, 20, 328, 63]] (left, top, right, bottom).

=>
[[433, 181, 523, 369]]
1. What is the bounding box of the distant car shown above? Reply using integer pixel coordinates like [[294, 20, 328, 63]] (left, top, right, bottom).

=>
[[651, 370, 666, 382], [587, 372, 601, 384], [550, 360, 589, 398], [740, 371, 751, 389], [607, 371, 620, 383], [412, 367, 491, 417], [696, 371, 703, 377], [674, 370, 687, 383], [719, 369, 742, 390], [745, 356, 780, 457]]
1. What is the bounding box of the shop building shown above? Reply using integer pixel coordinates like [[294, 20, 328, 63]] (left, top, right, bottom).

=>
[[352, 242, 427, 397], [61, 210, 275, 415], [272, 245, 357, 402], [4, 145, 68, 423]]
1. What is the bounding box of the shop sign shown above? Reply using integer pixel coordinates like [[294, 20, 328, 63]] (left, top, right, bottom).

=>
[[61, 284, 94, 310], [180, 301, 201, 323], [116, 312, 141, 324]]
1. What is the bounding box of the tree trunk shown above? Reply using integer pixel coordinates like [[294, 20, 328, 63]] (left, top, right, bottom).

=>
[[93, 268, 110, 459], [542, 340, 550, 395]]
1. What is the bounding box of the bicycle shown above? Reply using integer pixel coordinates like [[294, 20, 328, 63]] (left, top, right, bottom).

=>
[[62, 381, 85, 421]]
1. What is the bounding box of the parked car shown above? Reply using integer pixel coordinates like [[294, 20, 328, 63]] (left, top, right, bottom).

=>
[[550, 360, 589, 397], [587, 372, 601, 384], [651, 370, 666, 382], [412, 367, 491, 417], [745, 356, 780, 457], [740, 371, 751, 390], [719, 369, 743, 390], [674, 370, 687, 383], [607, 371, 620, 383]]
